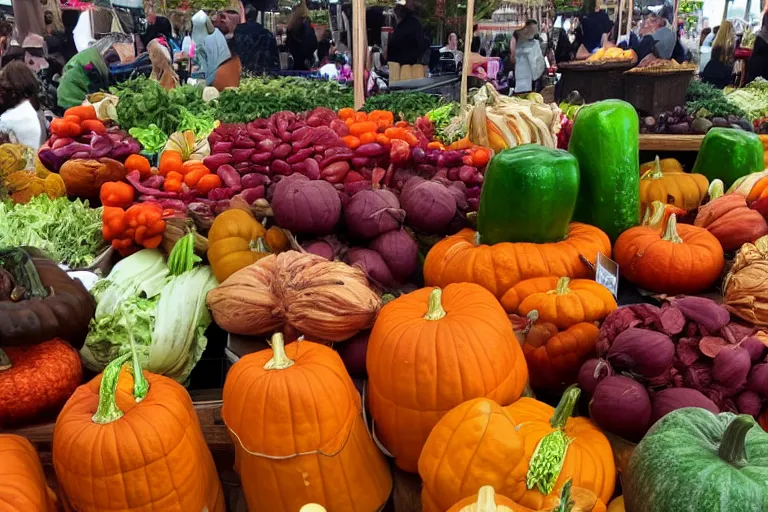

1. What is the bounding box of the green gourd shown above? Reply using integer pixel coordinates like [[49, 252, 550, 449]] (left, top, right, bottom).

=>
[[691, 127, 764, 189], [478, 145, 580, 245], [624, 408, 768, 512], [568, 99, 640, 241]]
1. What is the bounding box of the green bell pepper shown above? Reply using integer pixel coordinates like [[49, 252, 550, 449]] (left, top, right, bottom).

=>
[[569, 100, 640, 241], [692, 127, 764, 189], [478, 145, 580, 245]]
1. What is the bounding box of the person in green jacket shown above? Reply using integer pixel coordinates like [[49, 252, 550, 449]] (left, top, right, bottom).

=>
[[56, 47, 109, 110]]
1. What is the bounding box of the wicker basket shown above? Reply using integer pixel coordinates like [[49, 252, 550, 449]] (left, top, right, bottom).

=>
[[625, 69, 695, 117], [556, 61, 635, 103]]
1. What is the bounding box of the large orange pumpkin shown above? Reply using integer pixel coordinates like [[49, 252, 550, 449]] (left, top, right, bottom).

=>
[[613, 213, 724, 294], [367, 284, 529, 473], [424, 224, 611, 299], [53, 352, 225, 512], [0, 434, 57, 511], [419, 387, 615, 512], [221, 333, 392, 512], [501, 276, 617, 329]]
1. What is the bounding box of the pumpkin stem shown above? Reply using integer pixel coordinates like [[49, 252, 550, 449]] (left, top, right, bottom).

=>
[[640, 156, 664, 181], [474, 231, 482, 247], [123, 303, 149, 402], [553, 480, 575, 512], [641, 201, 666, 230], [709, 179, 725, 200], [660, 214, 683, 244], [552, 277, 571, 295], [718, 415, 755, 467], [473, 486, 499, 512], [550, 385, 581, 429], [264, 333, 295, 370], [253, 237, 271, 253], [424, 288, 447, 321], [92, 352, 132, 424], [0, 348, 11, 371]]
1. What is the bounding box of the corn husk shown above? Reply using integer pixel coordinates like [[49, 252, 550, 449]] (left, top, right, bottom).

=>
[[724, 236, 768, 326], [164, 130, 210, 161], [162, 217, 208, 256]]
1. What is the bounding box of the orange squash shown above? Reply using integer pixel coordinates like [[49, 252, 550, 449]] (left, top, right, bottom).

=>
[[447, 483, 607, 512], [424, 224, 611, 299], [221, 333, 392, 512], [639, 156, 708, 212], [501, 276, 616, 329], [207, 208, 289, 282], [367, 284, 529, 473], [447, 487, 527, 512], [53, 351, 225, 511], [0, 434, 57, 511], [419, 386, 615, 512]]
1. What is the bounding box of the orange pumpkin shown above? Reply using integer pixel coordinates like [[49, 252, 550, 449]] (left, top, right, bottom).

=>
[[207, 208, 290, 282], [424, 224, 611, 299], [518, 311, 601, 391], [639, 156, 684, 175], [447, 483, 607, 512], [501, 276, 617, 329], [419, 386, 615, 512], [607, 496, 625, 512], [639, 156, 708, 212], [53, 352, 225, 512], [221, 333, 392, 512], [614, 213, 725, 294], [0, 434, 57, 511], [447, 486, 526, 512], [367, 284, 529, 472]]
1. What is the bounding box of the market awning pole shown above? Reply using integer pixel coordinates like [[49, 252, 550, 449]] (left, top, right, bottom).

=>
[[461, 0, 476, 109], [626, 0, 634, 40], [353, 0, 366, 110], [617, 0, 624, 38], [673, 0, 680, 33]]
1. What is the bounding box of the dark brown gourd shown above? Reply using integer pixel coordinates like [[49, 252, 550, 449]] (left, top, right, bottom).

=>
[[0, 248, 95, 348]]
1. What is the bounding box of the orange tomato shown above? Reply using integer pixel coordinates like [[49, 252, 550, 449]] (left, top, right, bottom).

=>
[[349, 121, 379, 137], [196, 174, 222, 194], [338, 108, 355, 120], [472, 147, 492, 167], [376, 134, 391, 146], [359, 132, 377, 144], [353, 111, 369, 123], [342, 135, 362, 149]]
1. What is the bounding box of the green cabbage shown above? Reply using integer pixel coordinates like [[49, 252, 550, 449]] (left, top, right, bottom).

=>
[[82, 249, 217, 385]]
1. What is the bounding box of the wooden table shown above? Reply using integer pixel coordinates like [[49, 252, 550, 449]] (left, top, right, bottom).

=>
[[639, 134, 704, 152]]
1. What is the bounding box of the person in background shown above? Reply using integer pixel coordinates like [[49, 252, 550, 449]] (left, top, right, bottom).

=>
[[148, 38, 179, 90], [367, 7, 385, 47], [387, 0, 425, 68], [699, 27, 712, 48], [471, 24, 481, 53], [440, 32, 463, 66], [578, 0, 613, 56], [0, 61, 46, 150], [286, 0, 317, 70], [712, 21, 735, 64], [56, 46, 108, 110], [703, 25, 719, 47], [233, 6, 279, 74], [640, 12, 676, 60], [142, 16, 177, 52], [514, 19, 546, 93], [317, 29, 333, 64], [747, 12, 768, 83], [202, 27, 238, 90], [702, 45, 733, 88]]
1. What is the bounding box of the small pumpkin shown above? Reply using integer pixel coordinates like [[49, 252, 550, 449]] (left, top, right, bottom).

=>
[[424, 224, 611, 299], [0, 338, 82, 428], [613, 214, 724, 294], [502, 276, 617, 329], [207, 208, 289, 283], [639, 156, 684, 175], [0, 434, 57, 511], [448, 482, 606, 512], [0, 248, 96, 347], [221, 333, 392, 512], [624, 410, 768, 512], [517, 311, 601, 391], [58, 158, 126, 199], [367, 285, 529, 472], [419, 387, 615, 512], [639, 156, 708, 212], [607, 497, 625, 512], [447, 487, 522, 512], [694, 180, 768, 252], [53, 350, 226, 511]]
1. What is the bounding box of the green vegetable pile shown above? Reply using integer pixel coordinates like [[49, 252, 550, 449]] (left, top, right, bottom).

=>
[[0, 196, 103, 268], [725, 78, 768, 121], [685, 80, 745, 119], [111, 77, 215, 139], [81, 247, 217, 385], [128, 125, 168, 154], [426, 103, 465, 144], [215, 77, 354, 123], [363, 92, 443, 122]]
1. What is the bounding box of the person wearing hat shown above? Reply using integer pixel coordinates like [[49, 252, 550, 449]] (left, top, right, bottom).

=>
[[387, 0, 426, 82]]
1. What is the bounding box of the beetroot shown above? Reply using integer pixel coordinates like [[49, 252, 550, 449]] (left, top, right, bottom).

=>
[[347, 248, 395, 289], [712, 346, 751, 389], [606, 328, 675, 378], [577, 358, 613, 395], [369, 229, 419, 283], [271, 174, 341, 235], [747, 363, 768, 396], [676, 337, 701, 366], [736, 390, 763, 416], [672, 296, 731, 333], [589, 376, 652, 442], [304, 240, 335, 260], [699, 336, 728, 358], [344, 189, 405, 240], [741, 336, 766, 363], [335, 330, 369, 377], [650, 388, 719, 424], [203, 153, 233, 171], [400, 177, 458, 234]]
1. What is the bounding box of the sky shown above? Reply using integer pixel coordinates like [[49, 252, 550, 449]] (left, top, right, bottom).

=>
[[701, 0, 763, 26]]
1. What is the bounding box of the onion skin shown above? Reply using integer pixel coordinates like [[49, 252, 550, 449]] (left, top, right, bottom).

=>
[[344, 189, 404, 240], [712, 346, 751, 389], [736, 390, 763, 417], [747, 363, 768, 397], [589, 376, 652, 442], [304, 241, 334, 260], [369, 229, 418, 283], [271, 174, 342, 235], [578, 358, 613, 395], [400, 177, 457, 234], [741, 336, 766, 363], [335, 330, 369, 377], [607, 328, 675, 378], [347, 248, 395, 289], [650, 388, 719, 425]]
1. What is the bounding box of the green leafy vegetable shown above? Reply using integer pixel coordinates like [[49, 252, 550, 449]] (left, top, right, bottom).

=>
[[685, 80, 745, 118], [0, 196, 103, 268], [363, 92, 443, 122], [725, 78, 768, 121], [426, 103, 465, 144], [82, 249, 217, 385], [167, 232, 201, 276], [129, 124, 168, 153]]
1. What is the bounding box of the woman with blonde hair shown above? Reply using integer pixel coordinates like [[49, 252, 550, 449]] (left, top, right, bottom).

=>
[[702, 20, 735, 88], [712, 20, 735, 66], [286, 0, 317, 70]]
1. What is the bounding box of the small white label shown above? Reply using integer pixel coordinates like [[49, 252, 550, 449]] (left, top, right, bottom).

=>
[[595, 253, 619, 298]]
